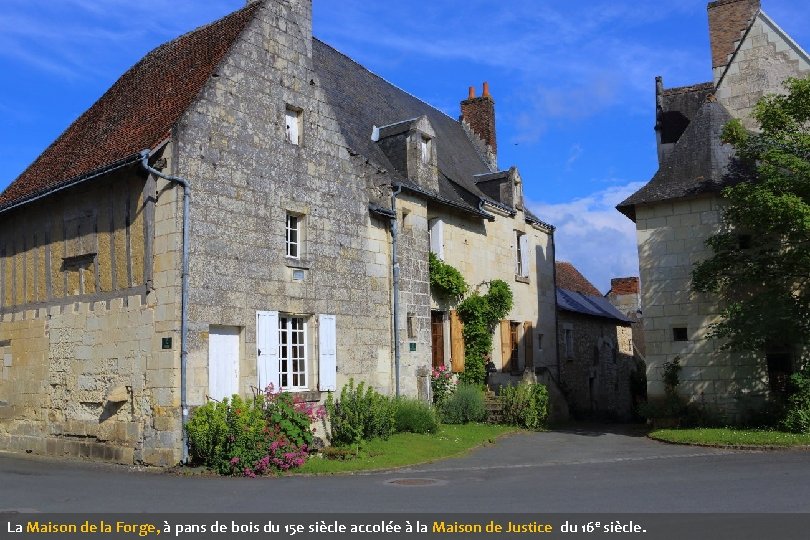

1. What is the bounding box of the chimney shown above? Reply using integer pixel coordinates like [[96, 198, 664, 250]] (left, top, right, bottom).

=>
[[609, 277, 639, 296], [460, 82, 497, 164], [707, 0, 760, 79]]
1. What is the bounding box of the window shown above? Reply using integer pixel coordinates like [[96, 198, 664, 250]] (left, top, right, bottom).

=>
[[429, 218, 444, 260], [285, 107, 301, 145], [286, 213, 300, 258], [672, 327, 688, 342], [279, 316, 307, 390], [420, 136, 431, 164], [509, 321, 520, 367], [564, 326, 574, 357], [515, 231, 529, 278]]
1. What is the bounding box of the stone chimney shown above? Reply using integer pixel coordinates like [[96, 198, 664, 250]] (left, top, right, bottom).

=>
[[707, 0, 760, 80], [460, 82, 497, 170]]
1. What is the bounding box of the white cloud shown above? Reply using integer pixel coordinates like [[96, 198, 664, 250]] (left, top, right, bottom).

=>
[[528, 181, 645, 293]]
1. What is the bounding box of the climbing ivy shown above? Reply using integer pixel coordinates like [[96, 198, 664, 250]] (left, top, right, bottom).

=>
[[428, 252, 468, 301], [427, 254, 513, 386], [456, 279, 513, 386]]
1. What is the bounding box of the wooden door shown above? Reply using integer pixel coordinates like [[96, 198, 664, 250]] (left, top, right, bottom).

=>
[[431, 311, 445, 368]]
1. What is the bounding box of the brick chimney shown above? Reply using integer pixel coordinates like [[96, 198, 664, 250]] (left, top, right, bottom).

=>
[[608, 277, 639, 296], [460, 82, 497, 168], [707, 0, 760, 79]]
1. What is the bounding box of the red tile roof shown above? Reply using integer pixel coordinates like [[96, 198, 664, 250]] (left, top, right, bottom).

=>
[[555, 261, 602, 297], [0, 1, 261, 210], [608, 277, 639, 296]]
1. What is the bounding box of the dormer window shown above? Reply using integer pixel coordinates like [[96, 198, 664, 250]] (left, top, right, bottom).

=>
[[285, 106, 301, 145], [420, 135, 431, 164]]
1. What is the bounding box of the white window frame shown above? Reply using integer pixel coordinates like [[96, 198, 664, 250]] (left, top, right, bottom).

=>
[[420, 135, 431, 164], [515, 231, 529, 277], [285, 107, 301, 145], [279, 315, 308, 391], [286, 213, 300, 259]]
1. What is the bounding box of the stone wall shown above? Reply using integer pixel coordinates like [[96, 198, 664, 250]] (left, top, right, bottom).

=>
[[715, 13, 810, 128], [432, 204, 557, 375], [635, 197, 767, 421], [558, 312, 635, 420], [174, 0, 422, 405]]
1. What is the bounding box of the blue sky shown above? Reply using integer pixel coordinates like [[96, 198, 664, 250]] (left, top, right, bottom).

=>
[[1, 0, 808, 292]]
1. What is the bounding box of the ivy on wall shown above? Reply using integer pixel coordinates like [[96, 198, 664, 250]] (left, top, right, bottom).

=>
[[428, 253, 513, 386]]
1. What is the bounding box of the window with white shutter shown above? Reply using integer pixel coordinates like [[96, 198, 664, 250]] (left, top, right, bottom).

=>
[[429, 218, 444, 260], [318, 314, 337, 391]]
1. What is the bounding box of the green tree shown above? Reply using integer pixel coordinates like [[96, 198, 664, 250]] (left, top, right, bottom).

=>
[[692, 77, 810, 356]]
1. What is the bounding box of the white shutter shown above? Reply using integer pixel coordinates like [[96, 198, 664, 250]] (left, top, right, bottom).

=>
[[285, 109, 300, 144], [256, 311, 279, 392], [318, 314, 337, 391], [519, 233, 529, 277], [429, 218, 444, 260]]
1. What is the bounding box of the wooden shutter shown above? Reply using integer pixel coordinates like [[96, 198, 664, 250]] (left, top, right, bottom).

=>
[[524, 321, 534, 369], [256, 310, 279, 392], [500, 319, 511, 370], [519, 233, 529, 277], [318, 314, 337, 391], [429, 218, 444, 259], [450, 310, 465, 373]]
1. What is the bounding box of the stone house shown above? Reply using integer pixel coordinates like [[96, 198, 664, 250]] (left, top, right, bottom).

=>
[[0, 0, 556, 465], [555, 262, 636, 420], [617, 0, 810, 421]]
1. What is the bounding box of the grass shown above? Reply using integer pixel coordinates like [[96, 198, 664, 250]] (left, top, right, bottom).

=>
[[650, 427, 810, 447], [297, 423, 518, 474]]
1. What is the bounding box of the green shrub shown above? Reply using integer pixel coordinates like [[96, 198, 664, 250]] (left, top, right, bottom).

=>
[[440, 383, 487, 424], [499, 382, 549, 430], [186, 399, 229, 468], [394, 397, 439, 434], [781, 369, 810, 434], [325, 379, 396, 446], [185, 386, 322, 477]]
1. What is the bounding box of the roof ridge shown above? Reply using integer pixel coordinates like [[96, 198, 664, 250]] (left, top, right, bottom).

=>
[[312, 37, 461, 125]]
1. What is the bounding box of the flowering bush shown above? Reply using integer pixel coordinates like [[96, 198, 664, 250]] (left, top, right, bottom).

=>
[[186, 384, 324, 477], [431, 364, 456, 405]]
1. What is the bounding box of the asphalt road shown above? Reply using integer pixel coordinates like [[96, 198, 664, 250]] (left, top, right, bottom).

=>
[[1, 426, 809, 513]]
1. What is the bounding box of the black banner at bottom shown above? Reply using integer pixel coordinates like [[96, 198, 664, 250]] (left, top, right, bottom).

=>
[[3, 513, 807, 540]]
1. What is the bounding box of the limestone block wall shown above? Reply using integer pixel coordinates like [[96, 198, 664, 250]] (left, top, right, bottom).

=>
[[0, 150, 186, 465], [435, 206, 557, 374], [175, 0, 416, 405], [715, 13, 810, 129], [636, 197, 767, 421]]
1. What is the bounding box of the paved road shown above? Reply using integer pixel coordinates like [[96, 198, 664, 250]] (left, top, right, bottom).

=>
[[1, 426, 809, 513]]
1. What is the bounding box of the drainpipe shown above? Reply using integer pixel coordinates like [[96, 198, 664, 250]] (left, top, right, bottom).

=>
[[390, 185, 403, 397], [140, 149, 191, 464], [551, 230, 561, 383]]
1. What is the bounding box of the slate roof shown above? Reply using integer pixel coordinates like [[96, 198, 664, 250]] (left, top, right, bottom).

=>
[[557, 288, 632, 324], [0, 2, 261, 211], [312, 38, 503, 215], [555, 262, 602, 296], [617, 99, 736, 221], [2, 2, 553, 230]]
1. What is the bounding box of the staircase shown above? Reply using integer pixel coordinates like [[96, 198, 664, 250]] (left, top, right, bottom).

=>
[[484, 389, 503, 424]]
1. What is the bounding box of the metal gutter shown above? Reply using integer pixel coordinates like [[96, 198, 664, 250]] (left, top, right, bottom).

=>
[[139, 149, 191, 465], [0, 154, 141, 216]]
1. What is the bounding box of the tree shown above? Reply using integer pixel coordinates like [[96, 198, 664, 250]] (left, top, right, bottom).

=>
[[692, 77, 810, 357]]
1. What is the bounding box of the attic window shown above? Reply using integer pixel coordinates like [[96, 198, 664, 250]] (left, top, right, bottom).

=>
[[285, 106, 301, 145], [420, 135, 431, 164]]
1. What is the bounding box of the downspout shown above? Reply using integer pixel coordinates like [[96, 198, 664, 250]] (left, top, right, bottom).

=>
[[140, 149, 191, 465], [551, 230, 561, 383], [390, 185, 403, 397]]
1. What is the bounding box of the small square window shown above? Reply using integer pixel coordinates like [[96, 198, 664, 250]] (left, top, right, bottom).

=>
[[286, 213, 300, 258], [285, 107, 301, 145], [673, 327, 688, 342]]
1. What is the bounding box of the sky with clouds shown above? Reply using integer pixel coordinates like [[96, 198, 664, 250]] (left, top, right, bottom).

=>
[[1, 0, 808, 292]]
